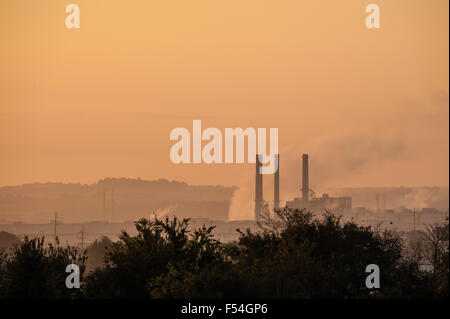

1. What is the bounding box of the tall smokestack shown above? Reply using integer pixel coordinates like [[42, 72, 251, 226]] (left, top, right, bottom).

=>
[[255, 154, 263, 221], [274, 154, 280, 210], [302, 154, 309, 202]]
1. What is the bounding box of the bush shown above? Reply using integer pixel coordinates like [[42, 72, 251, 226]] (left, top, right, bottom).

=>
[[0, 237, 86, 298], [83, 217, 232, 298], [1, 209, 447, 299]]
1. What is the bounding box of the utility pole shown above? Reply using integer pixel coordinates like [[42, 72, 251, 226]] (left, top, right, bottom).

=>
[[413, 208, 416, 233], [54, 211, 57, 245]]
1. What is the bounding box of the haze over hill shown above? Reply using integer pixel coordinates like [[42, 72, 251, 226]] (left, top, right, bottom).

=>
[[0, 178, 236, 223], [0, 177, 448, 223]]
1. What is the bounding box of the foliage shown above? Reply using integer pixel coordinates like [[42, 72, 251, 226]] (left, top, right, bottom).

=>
[[0, 237, 86, 298], [0, 209, 447, 299], [83, 216, 233, 298], [420, 218, 449, 297]]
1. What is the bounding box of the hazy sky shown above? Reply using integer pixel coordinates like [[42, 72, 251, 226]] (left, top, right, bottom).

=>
[[0, 0, 448, 191]]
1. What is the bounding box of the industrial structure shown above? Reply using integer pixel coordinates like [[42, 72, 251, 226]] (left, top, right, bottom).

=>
[[255, 153, 352, 220], [286, 154, 352, 215], [254, 154, 280, 221], [254, 155, 264, 221]]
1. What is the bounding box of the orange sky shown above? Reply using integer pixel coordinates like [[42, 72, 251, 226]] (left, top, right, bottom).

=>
[[0, 0, 448, 191]]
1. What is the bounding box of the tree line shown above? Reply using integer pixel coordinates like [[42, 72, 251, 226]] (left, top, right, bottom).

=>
[[0, 208, 448, 298]]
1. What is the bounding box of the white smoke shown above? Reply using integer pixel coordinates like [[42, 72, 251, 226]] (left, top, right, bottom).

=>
[[227, 171, 254, 221], [398, 187, 449, 210]]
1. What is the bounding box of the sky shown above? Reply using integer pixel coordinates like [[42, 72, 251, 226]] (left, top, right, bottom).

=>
[[0, 0, 448, 194]]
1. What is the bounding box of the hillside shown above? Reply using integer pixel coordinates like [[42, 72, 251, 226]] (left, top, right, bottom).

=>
[[0, 178, 237, 223]]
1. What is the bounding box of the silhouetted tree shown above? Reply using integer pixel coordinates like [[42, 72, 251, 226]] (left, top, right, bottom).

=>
[[1, 209, 446, 299], [83, 216, 235, 298], [233, 208, 437, 298], [421, 218, 449, 297], [0, 237, 86, 298]]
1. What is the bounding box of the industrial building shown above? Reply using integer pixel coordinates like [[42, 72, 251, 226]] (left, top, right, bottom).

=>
[[255, 153, 352, 220], [285, 154, 352, 215], [254, 154, 280, 221]]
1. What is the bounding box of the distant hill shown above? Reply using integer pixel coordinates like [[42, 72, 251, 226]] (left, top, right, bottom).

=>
[[322, 186, 449, 211], [0, 178, 237, 223]]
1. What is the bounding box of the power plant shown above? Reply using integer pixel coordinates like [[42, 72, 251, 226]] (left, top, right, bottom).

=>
[[255, 153, 352, 220]]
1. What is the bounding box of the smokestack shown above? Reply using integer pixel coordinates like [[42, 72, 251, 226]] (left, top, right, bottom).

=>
[[302, 154, 309, 202], [274, 154, 280, 210], [255, 154, 263, 221]]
